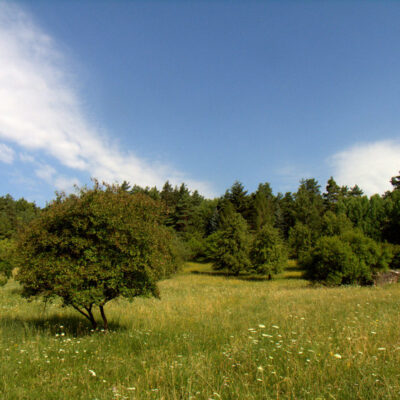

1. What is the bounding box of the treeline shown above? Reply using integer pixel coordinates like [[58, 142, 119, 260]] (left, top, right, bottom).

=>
[[119, 173, 400, 284], [1, 172, 400, 285]]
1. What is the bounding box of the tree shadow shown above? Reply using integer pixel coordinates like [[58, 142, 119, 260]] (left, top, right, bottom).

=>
[[191, 270, 274, 282], [0, 314, 125, 337]]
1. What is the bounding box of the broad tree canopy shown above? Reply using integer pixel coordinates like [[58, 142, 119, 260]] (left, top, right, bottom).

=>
[[15, 182, 180, 329]]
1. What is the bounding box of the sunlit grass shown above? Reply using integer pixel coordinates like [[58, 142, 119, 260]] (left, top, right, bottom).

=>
[[1, 263, 400, 399]]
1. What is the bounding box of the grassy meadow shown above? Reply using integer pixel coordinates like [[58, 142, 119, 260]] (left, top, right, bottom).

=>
[[1, 262, 400, 399]]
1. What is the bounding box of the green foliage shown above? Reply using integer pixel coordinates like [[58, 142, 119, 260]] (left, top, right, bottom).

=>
[[386, 244, 400, 269], [250, 224, 287, 278], [0, 195, 39, 239], [250, 183, 275, 231], [213, 212, 251, 275], [302, 230, 391, 285], [390, 171, 400, 190], [0, 239, 15, 285], [302, 236, 358, 285], [293, 178, 324, 231], [341, 230, 392, 277], [323, 177, 342, 211], [288, 222, 313, 258], [321, 211, 353, 236], [14, 182, 180, 329], [224, 181, 250, 219], [383, 189, 400, 244], [275, 192, 295, 238]]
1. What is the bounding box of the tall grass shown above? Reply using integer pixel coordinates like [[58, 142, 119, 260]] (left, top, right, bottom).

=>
[[1, 262, 400, 399]]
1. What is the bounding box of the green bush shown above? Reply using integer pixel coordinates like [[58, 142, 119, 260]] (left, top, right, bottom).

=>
[[302, 230, 391, 285], [302, 236, 358, 285], [250, 224, 287, 278], [342, 230, 392, 281]]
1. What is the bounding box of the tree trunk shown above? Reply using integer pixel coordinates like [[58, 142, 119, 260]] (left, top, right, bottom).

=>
[[85, 306, 97, 330], [72, 304, 97, 330], [99, 304, 108, 331]]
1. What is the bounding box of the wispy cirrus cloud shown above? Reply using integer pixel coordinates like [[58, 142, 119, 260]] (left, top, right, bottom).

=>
[[0, 143, 14, 164], [330, 140, 400, 196], [0, 3, 214, 196]]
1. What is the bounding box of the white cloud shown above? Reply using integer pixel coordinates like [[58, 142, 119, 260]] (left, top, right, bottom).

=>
[[35, 164, 57, 183], [330, 140, 400, 195], [0, 4, 214, 196], [0, 143, 14, 163], [53, 176, 80, 192]]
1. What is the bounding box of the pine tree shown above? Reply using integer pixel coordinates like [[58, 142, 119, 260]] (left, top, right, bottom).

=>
[[323, 177, 341, 211]]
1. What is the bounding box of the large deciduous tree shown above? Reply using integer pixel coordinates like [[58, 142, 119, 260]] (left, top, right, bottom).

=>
[[14, 182, 180, 330]]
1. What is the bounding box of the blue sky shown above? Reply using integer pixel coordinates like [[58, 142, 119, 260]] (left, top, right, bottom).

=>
[[0, 1, 400, 205]]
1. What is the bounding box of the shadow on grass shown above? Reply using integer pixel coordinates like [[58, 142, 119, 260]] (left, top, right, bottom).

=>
[[191, 269, 308, 283], [0, 314, 125, 337], [191, 270, 276, 282]]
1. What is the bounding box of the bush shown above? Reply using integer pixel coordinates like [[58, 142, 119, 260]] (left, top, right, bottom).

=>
[[342, 230, 392, 280], [302, 230, 391, 285], [250, 224, 287, 278]]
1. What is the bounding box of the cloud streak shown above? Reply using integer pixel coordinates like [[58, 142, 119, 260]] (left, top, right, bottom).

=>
[[0, 4, 213, 196], [0, 143, 14, 163], [330, 140, 400, 196]]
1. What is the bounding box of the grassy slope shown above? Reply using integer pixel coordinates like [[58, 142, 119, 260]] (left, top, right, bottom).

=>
[[1, 262, 400, 399]]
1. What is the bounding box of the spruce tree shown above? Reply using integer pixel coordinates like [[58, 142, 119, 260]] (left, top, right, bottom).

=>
[[213, 211, 251, 275], [250, 224, 287, 279]]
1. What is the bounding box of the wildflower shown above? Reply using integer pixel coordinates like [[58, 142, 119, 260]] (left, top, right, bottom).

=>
[[89, 369, 96, 377], [257, 366, 264, 372], [333, 354, 342, 359]]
